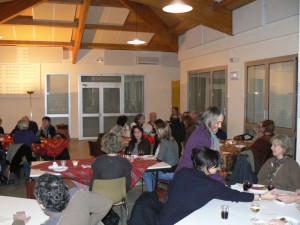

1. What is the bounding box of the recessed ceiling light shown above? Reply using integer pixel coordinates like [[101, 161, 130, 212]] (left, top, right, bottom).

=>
[[163, 0, 193, 13]]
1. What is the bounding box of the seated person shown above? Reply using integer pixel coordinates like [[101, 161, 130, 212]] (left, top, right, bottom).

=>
[[130, 113, 145, 128], [158, 147, 276, 225], [37, 116, 56, 139], [13, 173, 112, 225], [125, 125, 151, 155], [0, 117, 4, 135], [110, 115, 130, 138], [142, 123, 155, 145], [143, 122, 179, 192], [90, 133, 132, 191], [250, 119, 275, 170], [11, 116, 38, 135], [257, 134, 300, 192], [147, 112, 157, 132], [13, 119, 40, 147]]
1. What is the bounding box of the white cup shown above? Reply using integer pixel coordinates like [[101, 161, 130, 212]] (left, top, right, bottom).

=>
[[61, 160, 66, 167]]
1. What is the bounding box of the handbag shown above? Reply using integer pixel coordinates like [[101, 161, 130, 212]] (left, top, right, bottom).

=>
[[102, 209, 120, 225]]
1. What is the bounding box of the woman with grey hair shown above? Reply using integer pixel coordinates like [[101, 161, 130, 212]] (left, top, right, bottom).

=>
[[257, 134, 300, 191], [175, 106, 225, 183], [90, 133, 132, 191], [13, 119, 39, 147], [12, 173, 112, 225]]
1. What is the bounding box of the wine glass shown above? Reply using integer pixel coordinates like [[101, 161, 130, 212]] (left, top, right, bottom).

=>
[[250, 202, 260, 221], [138, 149, 145, 156], [267, 183, 275, 191], [243, 180, 253, 191]]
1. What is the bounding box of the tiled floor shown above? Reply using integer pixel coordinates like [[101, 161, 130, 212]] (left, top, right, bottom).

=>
[[0, 140, 167, 224]]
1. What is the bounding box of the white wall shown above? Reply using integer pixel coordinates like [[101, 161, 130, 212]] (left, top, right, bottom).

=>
[[0, 48, 179, 138], [178, 0, 299, 156]]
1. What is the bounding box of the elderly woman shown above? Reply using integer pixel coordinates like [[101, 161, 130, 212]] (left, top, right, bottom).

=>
[[159, 147, 275, 225], [90, 133, 132, 191], [143, 121, 179, 192], [13, 119, 40, 147], [257, 134, 300, 192], [130, 113, 145, 128], [176, 106, 225, 183], [13, 173, 112, 225]]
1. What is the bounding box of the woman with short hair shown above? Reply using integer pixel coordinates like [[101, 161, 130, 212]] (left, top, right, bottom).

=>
[[110, 115, 130, 138], [257, 134, 300, 191]]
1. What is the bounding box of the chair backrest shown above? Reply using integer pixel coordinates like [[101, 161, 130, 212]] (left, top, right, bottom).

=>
[[26, 180, 36, 199], [92, 177, 126, 205]]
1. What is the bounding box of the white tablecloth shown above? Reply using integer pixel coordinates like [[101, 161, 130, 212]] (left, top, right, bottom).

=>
[[176, 184, 300, 225], [0, 196, 48, 225]]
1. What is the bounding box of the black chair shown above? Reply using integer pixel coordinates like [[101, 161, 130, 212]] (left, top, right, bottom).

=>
[[88, 133, 107, 158]]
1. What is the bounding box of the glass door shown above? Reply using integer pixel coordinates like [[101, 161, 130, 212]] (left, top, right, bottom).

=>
[[80, 83, 121, 139]]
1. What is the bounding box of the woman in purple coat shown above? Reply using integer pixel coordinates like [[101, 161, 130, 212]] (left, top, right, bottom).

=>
[[176, 106, 225, 183]]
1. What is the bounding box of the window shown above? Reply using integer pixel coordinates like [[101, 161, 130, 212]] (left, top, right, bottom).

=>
[[245, 55, 297, 155], [46, 74, 70, 126]]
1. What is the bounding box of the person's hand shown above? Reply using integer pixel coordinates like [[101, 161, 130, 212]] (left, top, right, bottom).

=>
[[13, 211, 31, 224], [268, 219, 286, 225], [262, 190, 276, 200], [276, 193, 298, 204]]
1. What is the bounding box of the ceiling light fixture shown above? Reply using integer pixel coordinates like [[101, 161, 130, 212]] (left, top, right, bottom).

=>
[[163, 0, 193, 13], [127, 4, 145, 45]]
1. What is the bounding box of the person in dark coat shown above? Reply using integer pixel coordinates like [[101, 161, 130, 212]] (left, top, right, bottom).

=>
[[169, 115, 185, 157], [37, 116, 56, 139], [11, 116, 38, 135]]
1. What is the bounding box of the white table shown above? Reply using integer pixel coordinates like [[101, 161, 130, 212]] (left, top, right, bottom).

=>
[[0, 196, 48, 225], [176, 185, 300, 225]]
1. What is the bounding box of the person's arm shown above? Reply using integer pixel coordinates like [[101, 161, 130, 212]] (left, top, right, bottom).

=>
[[277, 193, 300, 204], [253, 190, 276, 201]]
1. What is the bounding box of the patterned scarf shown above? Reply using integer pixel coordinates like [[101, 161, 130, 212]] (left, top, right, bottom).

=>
[[266, 156, 288, 184]]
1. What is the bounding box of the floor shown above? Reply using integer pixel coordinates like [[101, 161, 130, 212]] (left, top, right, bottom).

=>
[[0, 140, 167, 224]]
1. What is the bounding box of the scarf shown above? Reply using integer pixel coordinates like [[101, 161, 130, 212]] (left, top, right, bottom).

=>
[[210, 130, 220, 151], [266, 156, 288, 184]]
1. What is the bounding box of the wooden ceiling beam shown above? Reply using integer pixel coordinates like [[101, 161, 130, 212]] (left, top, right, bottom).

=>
[[81, 42, 176, 52], [85, 22, 153, 32], [48, 0, 83, 4], [0, 40, 73, 49], [118, 0, 178, 52], [4, 16, 78, 28], [72, 0, 91, 64], [215, 0, 255, 10], [0, 0, 46, 24], [91, 0, 123, 7]]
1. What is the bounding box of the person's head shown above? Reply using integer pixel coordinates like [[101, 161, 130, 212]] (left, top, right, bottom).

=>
[[143, 123, 153, 135], [182, 111, 189, 118], [200, 106, 224, 133], [270, 134, 293, 159], [171, 107, 179, 115], [154, 119, 165, 130], [131, 125, 144, 141], [101, 133, 123, 154], [21, 116, 30, 123], [182, 115, 194, 129], [134, 114, 145, 126], [117, 115, 128, 127], [261, 120, 275, 134], [189, 110, 199, 122], [42, 116, 51, 127], [17, 119, 29, 130], [191, 146, 221, 175], [156, 121, 172, 140], [148, 112, 157, 123], [34, 174, 70, 213]]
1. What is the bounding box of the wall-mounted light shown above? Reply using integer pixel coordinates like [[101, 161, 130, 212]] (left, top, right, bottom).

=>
[[163, 0, 193, 13], [230, 71, 239, 80], [96, 57, 104, 63]]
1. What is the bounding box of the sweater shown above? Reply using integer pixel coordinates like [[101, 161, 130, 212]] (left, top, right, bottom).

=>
[[257, 156, 300, 191], [157, 139, 179, 169], [13, 188, 112, 225], [89, 155, 132, 191], [158, 168, 254, 225], [125, 138, 151, 155], [13, 130, 40, 147]]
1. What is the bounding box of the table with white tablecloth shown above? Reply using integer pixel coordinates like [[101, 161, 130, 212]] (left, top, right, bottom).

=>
[[176, 184, 300, 225], [0, 195, 48, 225]]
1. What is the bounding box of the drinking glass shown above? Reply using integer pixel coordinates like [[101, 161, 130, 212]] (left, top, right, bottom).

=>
[[138, 149, 145, 156], [267, 183, 275, 191], [250, 202, 260, 221], [61, 160, 66, 167], [220, 205, 229, 219], [243, 180, 253, 191]]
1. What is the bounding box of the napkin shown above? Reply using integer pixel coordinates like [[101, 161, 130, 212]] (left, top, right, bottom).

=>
[[82, 164, 91, 168]]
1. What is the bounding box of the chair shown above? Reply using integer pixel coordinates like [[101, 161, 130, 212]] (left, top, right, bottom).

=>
[[88, 132, 107, 158], [92, 177, 128, 222], [26, 180, 36, 199]]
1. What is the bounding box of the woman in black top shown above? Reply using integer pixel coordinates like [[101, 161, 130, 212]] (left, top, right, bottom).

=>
[[125, 125, 151, 155]]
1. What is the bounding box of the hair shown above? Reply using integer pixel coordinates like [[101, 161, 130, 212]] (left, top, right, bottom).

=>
[[262, 119, 275, 134], [130, 125, 144, 141], [270, 134, 293, 156], [156, 121, 173, 141], [182, 115, 194, 129], [17, 119, 29, 130], [134, 114, 145, 125], [191, 146, 221, 171], [34, 174, 70, 213], [172, 107, 179, 113], [143, 123, 152, 134], [148, 112, 157, 121], [101, 133, 124, 154], [117, 115, 128, 127], [200, 106, 222, 130], [42, 116, 51, 123]]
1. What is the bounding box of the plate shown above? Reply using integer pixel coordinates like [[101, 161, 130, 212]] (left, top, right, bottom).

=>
[[235, 144, 245, 148], [275, 216, 299, 225], [248, 184, 268, 194], [48, 166, 68, 172], [142, 155, 155, 160]]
